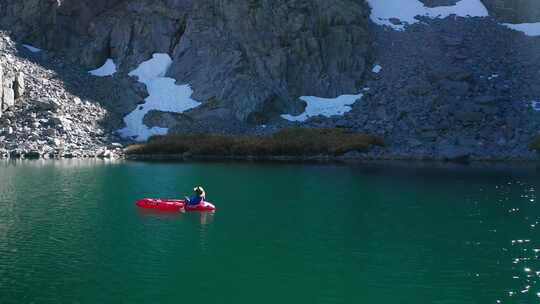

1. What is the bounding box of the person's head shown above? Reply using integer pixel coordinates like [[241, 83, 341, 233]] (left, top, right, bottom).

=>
[[194, 186, 205, 196]]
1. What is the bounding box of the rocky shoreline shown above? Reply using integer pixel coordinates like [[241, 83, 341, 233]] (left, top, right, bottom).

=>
[[2, 149, 537, 162], [0, 145, 124, 160], [2, 146, 537, 162]]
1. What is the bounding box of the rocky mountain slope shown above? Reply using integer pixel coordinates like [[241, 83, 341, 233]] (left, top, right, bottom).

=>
[[1, 0, 540, 160], [1, 0, 371, 123], [0, 33, 141, 158]]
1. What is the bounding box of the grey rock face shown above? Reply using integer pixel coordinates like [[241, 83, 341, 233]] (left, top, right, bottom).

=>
[[0, 0, 371, 123], [0, 0, 125, 52], [481, 0, 540, 22], [170, 0, 371, 122]]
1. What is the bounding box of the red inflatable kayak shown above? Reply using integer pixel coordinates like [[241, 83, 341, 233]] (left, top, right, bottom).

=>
[[136, 198, 216, 212]]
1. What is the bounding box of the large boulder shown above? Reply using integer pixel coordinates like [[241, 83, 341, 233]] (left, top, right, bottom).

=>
[[2, 77, 14, 110], [14, 72, 24, 99], [0, 65, 3, 117]]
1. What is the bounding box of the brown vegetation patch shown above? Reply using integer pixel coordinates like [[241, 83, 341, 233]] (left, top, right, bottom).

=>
[[125, 128, 384, 157]]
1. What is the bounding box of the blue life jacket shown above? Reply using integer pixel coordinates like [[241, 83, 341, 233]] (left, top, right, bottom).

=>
[[187, 195, 203, 206]]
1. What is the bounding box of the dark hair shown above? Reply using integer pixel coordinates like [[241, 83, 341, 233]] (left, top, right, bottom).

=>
[[194, 186, 205, 195]]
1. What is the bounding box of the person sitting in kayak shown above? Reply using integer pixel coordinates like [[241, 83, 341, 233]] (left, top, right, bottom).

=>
[[185, 186, 206, 206]]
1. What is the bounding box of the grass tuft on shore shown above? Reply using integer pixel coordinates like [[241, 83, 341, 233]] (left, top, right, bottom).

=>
[[125, 128, 384, 157]]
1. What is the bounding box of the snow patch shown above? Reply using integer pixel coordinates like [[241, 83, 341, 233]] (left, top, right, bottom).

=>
[[118, 53, 201, 141], [367, 0, 489, 30], [89, 59, 117, 77], [22, 44, 41, 53], [531, 101, 540, 111], [502, 22, 540, 37], [281, 93, 363, 122], [372, 64, 383, 73]]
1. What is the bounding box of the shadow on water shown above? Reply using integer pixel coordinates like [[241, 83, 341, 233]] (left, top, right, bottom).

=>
[[127, 157, 540, 177]]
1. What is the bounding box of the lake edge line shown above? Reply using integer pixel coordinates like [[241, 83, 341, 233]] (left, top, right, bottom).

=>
[[124, 153, 540, 163]]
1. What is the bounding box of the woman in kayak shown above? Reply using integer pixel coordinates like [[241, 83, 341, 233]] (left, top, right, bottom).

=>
[[186, 186, 206, 206]]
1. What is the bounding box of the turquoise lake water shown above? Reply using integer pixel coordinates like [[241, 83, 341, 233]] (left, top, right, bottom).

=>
[[0, 159, 539, 303]]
